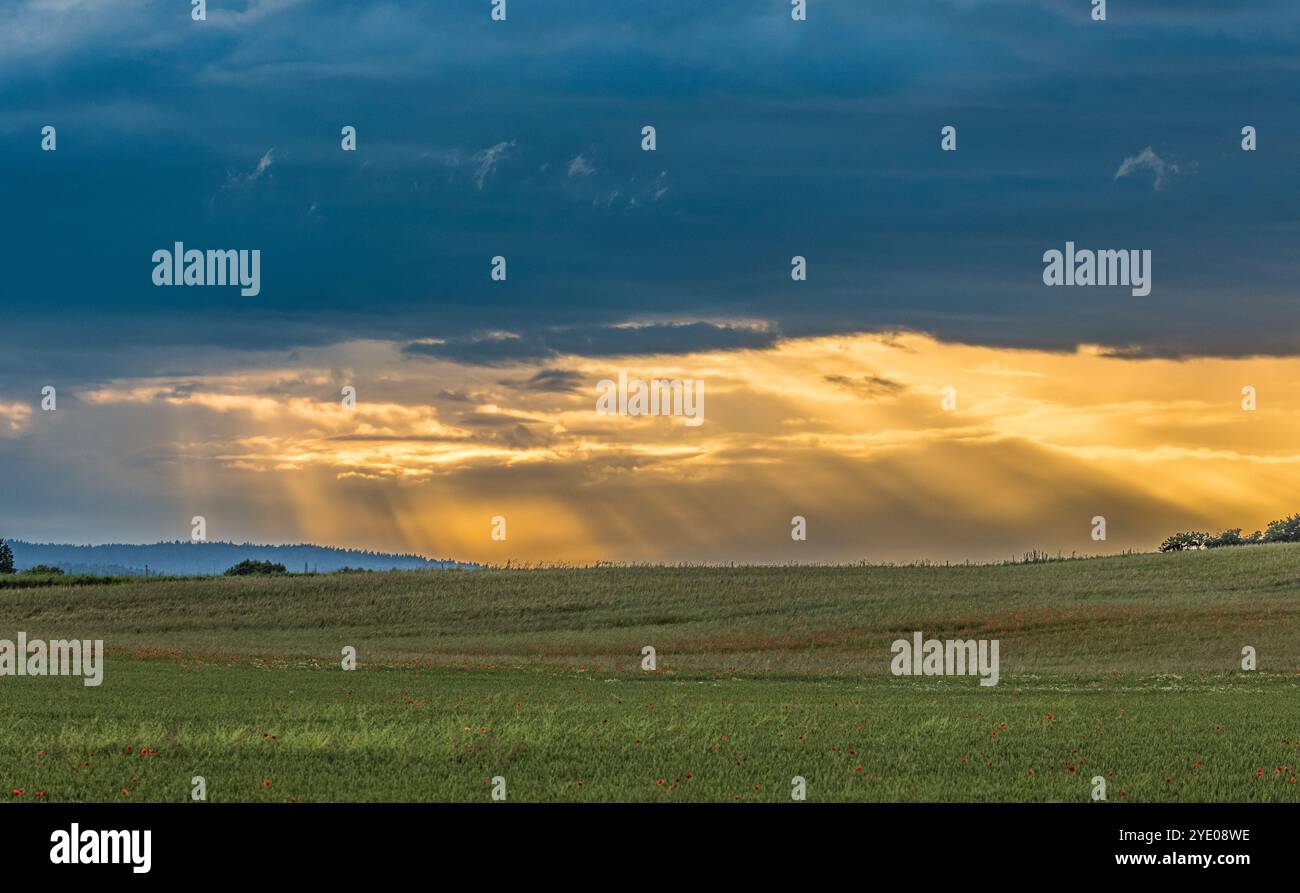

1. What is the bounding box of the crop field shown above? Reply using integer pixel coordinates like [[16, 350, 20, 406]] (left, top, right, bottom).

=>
[[1, 545, 1298, 802]]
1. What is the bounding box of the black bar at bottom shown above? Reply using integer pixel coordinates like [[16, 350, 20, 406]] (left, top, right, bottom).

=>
[[1, 802, 1280, 879]]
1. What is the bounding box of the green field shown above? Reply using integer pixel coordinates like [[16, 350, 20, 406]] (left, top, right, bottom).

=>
[[1, 545, 1298, 802]]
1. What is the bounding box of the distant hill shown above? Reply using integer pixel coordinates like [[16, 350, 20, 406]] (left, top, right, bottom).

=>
[[4, 540, 474, 576]]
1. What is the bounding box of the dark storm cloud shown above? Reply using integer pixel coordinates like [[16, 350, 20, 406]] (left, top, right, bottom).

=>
[[2, 0, 1299, 397]]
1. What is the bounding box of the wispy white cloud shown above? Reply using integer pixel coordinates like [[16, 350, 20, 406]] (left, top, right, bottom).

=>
[[471, 140, 515, 190], [566, 154, 595, 178], [651, 170, 668, 202], [1113, 146, 1181, 191], [207, 0, 310, 30], [225, 148, 275, 187]]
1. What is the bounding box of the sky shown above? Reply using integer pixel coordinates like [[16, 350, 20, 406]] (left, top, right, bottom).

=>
[[2, 0, 1299, 563]]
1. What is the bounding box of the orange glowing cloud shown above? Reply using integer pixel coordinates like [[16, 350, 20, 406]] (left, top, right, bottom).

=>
[[46, 331, 1300, 563]]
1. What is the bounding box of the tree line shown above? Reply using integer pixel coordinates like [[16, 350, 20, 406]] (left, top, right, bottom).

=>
[[1159, 513, 1300, 552]]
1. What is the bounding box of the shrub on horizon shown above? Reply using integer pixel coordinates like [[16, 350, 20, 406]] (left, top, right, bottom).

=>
[[1158, 532, 1210, 552], [1206, 529, 1244, 548], [223, 559, 289, 577], [1261, 514, 1300, 544], [19, 564, 64, 575]]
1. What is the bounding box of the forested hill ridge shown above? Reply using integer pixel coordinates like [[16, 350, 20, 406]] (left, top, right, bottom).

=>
[[3, 540, 474, 576]]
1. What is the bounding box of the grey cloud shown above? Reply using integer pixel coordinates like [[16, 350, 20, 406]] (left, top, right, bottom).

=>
[[404, 323, 782, 366], [824, 374, 906, 399], [456, 412, 546, 428], [500, 369, 585, 393]]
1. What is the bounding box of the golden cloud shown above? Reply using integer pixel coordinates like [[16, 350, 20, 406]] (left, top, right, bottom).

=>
[[58, 332, 1300, 563]]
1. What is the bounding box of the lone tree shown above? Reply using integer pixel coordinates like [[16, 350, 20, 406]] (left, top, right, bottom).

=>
[[223, 559, 288, 577], [0, 539, 13, 574]]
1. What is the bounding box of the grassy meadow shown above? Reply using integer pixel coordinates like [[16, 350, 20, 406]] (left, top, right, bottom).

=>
[[1, 545, 1298, 802]]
